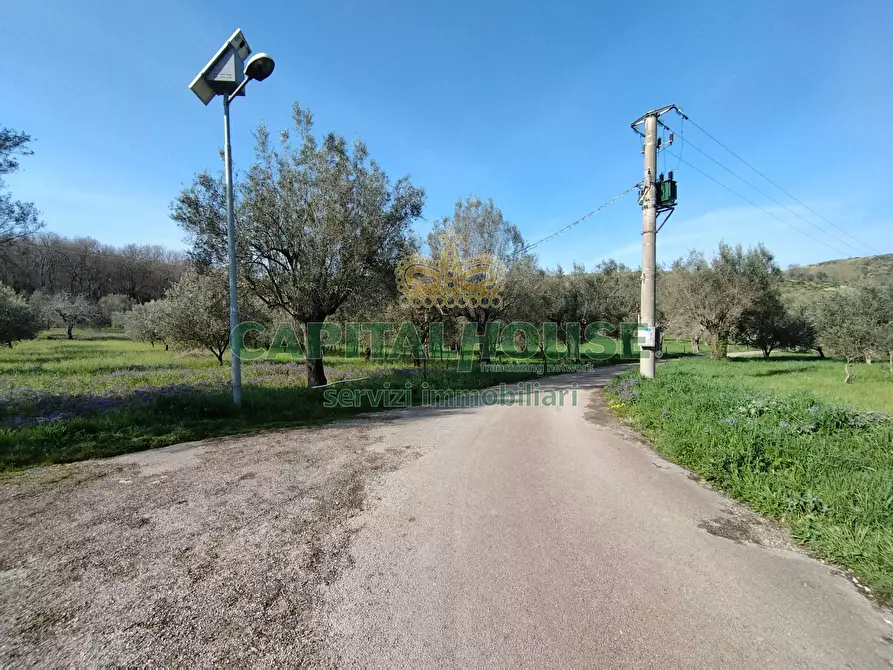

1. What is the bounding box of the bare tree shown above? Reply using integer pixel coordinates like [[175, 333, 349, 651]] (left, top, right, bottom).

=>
[[0, 233, 185, 300]]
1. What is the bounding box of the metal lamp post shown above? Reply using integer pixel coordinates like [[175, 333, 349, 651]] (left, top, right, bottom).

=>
[[189, 30, 275, 405]]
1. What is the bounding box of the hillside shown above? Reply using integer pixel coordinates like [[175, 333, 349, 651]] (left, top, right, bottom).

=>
[[786, 254, 893, 286]]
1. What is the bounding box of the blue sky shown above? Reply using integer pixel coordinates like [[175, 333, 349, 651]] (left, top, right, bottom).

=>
[[5, 0, 892, 270]]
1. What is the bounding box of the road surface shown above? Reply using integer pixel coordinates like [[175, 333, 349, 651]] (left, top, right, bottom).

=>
[[1, 365, 891, 666], [319, 366, 893, 667]]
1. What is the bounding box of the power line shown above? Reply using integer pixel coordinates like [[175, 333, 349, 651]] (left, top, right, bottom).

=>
[[664, 150, 853, 258], [660, 123, 869, 256], [520, 184, 640, 254], [679, 115, 874, 255], [674, 115, 685, 172]]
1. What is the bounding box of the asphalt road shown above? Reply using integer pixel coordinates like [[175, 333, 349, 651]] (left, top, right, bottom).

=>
[[320, 366, 893, 667], [2, 365, 892, 666]]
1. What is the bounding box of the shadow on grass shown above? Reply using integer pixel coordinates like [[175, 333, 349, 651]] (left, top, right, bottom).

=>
[[0, 361, 200, 376], [0, 357, 637, 471], [750, 366, 813, 377], [43, 332, 130, 341], [727, 354, 826, 363]]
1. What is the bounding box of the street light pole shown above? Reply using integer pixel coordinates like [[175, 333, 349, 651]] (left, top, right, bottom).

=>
[[222, 95, 242, 405], [189, 31, 275, 406]]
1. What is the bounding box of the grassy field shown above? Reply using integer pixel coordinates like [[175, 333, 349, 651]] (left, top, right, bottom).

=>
[[726, 355, 893, 413], [0, 329, 664, 470], [607, 357, 893, 605]]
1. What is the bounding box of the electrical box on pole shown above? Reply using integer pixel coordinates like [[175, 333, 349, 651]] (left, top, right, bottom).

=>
[[658, 172, 677, 210]]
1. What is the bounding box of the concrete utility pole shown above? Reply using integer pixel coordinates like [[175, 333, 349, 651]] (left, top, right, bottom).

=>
[[631, 103, 681, 378], [640, 113, 658, 378]]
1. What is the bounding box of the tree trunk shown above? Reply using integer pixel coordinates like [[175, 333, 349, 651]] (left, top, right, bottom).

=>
[[215, 350, 224, 366], [477, 318, 491, 363], [816, 346, 825, 359], [844, 362, 854, 384], [889, 350, 892, 374], [709, 334, 727, 360], [762, 348, 771, 359], [306, 358, 327, 388], [302, 320, 329, 388], [865, 352, 872, 365], [691, 336, 700, 354]]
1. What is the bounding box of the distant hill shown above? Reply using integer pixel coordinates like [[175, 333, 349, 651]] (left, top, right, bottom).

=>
[[784, 254, 893, 287]]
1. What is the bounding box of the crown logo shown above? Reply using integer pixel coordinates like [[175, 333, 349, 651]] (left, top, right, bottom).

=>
[[396, 233, 505, 309]]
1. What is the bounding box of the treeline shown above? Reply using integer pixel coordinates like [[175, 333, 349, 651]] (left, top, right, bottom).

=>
[[662, 242, 893, 381], [0, 234, 185, 302]]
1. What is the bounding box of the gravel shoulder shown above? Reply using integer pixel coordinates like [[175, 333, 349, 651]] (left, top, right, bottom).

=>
[[0, 418, 417, 666]]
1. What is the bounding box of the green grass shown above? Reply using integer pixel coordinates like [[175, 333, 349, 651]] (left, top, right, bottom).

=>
[[606, 357, 893, 605], [2, 329, 656, 470], [693, 355, 893, 414]]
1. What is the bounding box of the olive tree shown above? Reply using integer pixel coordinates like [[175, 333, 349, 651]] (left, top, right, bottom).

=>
[[664, 243, 778, 359], [0, 127, 42, 247], [174, 103, 424, 386], [735, 291, 816, 358], [42, 291, 96, 339], [0, 282, 40, 346], [159, 269, 261, 365], [123, 300, 169, 349], [98, 293, 133, 327], [812, 285, 892, 382], [426, 196, 527, 361]]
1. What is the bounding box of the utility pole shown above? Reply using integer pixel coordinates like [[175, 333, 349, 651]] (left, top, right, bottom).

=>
[[630, 104, 681, 379], [640, 113, 658, 378]]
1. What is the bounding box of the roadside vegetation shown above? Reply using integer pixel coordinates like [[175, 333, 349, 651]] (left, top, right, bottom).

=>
[[1, 330, 664, 470], [607, 357, 893, 605]]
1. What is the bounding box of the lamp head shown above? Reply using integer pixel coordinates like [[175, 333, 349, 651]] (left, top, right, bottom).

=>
[[245, 53, 275, 82]]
